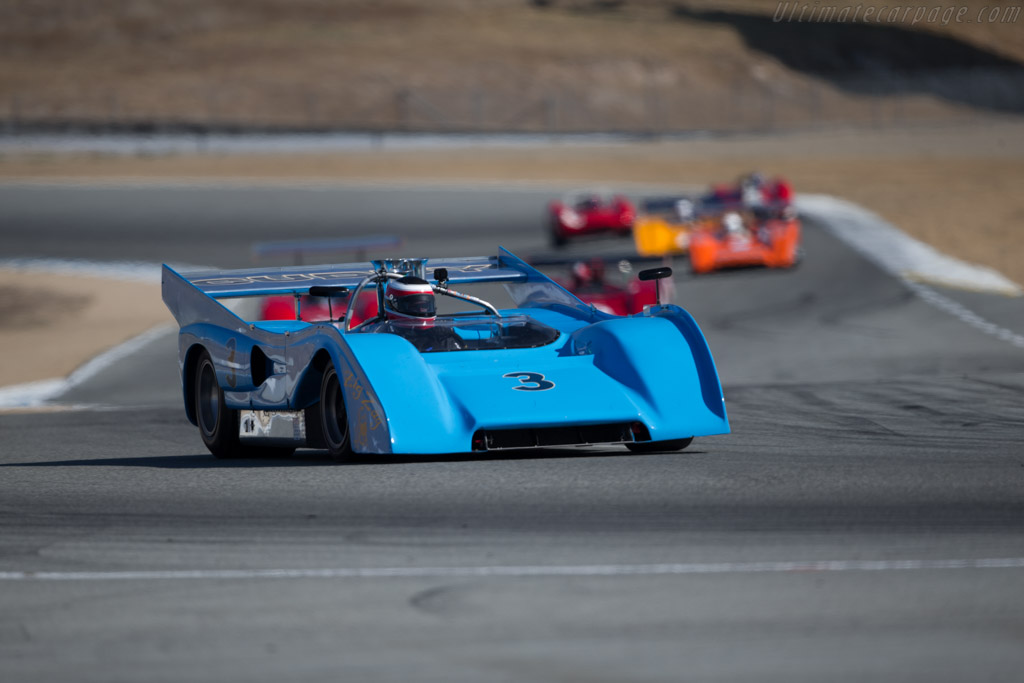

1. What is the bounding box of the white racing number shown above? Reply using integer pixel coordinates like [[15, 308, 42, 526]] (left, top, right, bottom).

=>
[[503, 372, 555, 392]]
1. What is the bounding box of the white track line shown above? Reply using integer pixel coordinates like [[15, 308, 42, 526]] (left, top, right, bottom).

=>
[[0, 257, 213, 408], [797, 194, 1024, 350], [0, 323, 176, 409], [904, 279, 1024, 348], [2, 558, 1023, 582], [798, 194, 1021, 297]]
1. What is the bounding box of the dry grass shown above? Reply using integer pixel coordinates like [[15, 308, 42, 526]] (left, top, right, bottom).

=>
[[0, 0, 1021, 129], [0, 270, 168, 387]]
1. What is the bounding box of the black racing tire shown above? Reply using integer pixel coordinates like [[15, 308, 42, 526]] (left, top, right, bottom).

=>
[[195, 350, 295, 460], [319, 364, 353, 462], [195, 349, 243, 458], [550, 221, 568, 248], [625, 437, 694, 454]]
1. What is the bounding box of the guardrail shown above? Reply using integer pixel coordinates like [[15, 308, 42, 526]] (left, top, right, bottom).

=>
[[4, 67, 1023, 135]]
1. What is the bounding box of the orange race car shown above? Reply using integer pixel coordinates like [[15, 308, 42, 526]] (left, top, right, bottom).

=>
[[631, 197, 715, 257], [689, 211, 802, 275], [633, 174, 796, 259]]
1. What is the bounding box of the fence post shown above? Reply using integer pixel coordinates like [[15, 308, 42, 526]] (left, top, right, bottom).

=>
[[396, 89, 410, 130], [107, 92, 119, 128], [8, 95, 19, 133], [731, 82, 744, 133], [473, 89, 484, 131], [645, 84, 660, 135], [206, 89, 217, 128], [305, 92, 318, 129], [870, 78, 882, 128], [762, 87, 775, 130], [808, 81, 822, 128], [545, 95, 557, 133]]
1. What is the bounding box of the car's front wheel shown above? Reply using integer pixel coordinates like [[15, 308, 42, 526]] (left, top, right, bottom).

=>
[[550, 219, 568, 247], [319, 364, 352, 462], [625, 437, 693, 454]]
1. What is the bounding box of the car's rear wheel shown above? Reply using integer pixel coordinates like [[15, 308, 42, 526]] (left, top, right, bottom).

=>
[[319, 364, 352, 462], [195, 349, 295, 459], [626, 437, 693, 454], [195, 350, 243, 458]]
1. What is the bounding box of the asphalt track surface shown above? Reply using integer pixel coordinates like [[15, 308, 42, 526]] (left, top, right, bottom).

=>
[[1, 183, 1023, 683]]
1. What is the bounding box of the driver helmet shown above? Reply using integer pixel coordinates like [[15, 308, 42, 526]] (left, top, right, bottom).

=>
[[774, 179, 793, 204], [571, 260, 594, 287], [723, 211, 746, 237], [675, 198, 695, 222], [741, 174, 765, 208], [742, 171, 765, 188], [384, 276, 436, 323]]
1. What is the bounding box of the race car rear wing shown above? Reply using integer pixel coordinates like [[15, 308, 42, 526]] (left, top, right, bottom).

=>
[[173, 251, 528, 299], [162, 248, 542, 328]]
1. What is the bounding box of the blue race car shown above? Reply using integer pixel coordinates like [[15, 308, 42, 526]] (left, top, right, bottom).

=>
[[161, 248, 729, 460]]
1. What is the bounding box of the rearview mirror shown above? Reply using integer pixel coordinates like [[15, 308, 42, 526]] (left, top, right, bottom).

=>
[[638, 267, 672, 308], [309, 286, 349, 298], [308, 285, 349, 322], [638, 267, 672, 281]]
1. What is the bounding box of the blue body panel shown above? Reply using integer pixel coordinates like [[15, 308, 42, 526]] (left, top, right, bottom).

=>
[[162, 248, 729, 455]]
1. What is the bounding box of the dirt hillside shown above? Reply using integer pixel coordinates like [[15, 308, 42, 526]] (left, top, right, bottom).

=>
[[1, 0, 1021, 131]]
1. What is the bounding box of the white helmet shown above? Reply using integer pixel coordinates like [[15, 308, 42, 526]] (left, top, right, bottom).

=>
[[675, 198, 695, 221], [384, 276, 436, 322], [723, 212, 745, 236]]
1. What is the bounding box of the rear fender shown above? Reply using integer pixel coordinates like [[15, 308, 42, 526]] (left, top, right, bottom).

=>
[[179, 323, 290, 410], [177, 327, 261, 422]]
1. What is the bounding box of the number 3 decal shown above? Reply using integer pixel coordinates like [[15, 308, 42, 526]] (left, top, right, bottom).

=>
[[503, 372, 555, 391]]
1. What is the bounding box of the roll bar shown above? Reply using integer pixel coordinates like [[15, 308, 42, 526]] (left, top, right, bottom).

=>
[[342, 266, 501, 332]]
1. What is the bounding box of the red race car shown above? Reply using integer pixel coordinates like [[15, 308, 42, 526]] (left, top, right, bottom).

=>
[[548, 189, 635, 247], [703, 172, 794, 218], [689, 211, 802, 275], [259, 289, 380, 326], [552, 258, 659, 316], [253, 235, 400, 325]]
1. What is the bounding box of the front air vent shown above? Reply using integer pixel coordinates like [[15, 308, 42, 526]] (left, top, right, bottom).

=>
[[472, 423, 636, 451]]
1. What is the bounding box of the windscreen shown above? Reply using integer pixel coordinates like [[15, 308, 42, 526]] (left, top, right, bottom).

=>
[[503, 280, 583, 310], [364, 315, 560, 353]]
